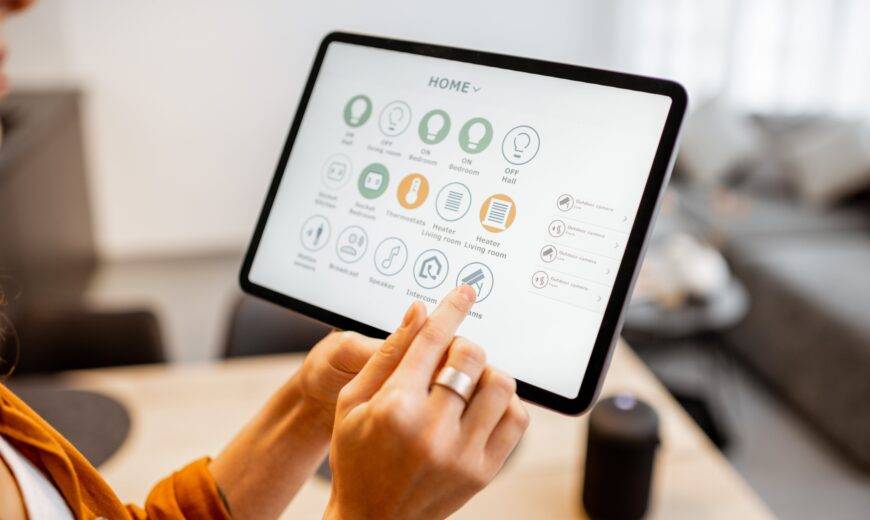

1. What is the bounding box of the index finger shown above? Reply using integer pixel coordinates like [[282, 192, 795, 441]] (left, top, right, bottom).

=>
[[389, 284, 476, 388]]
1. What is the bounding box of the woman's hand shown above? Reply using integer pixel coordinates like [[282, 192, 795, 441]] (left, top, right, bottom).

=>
[[210, 327, 381, 519], [326, 286, 530, 520]]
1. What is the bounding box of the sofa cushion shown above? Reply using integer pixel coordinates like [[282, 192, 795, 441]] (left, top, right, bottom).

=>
[[677, 185, 870, 240], [725, 233, 870, 470]]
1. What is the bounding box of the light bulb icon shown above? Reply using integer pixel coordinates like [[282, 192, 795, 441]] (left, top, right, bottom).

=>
[[467, 122, 487, 150], [425, 113, 445, 140], [512, 132, 531, 159], [502, 125, 540, 165], [349, 97, 368, 125], [387, 107, 404, 131], [380, 101, 411, 136]]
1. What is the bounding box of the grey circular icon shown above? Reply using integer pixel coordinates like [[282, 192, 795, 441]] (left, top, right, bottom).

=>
[[502, 125, 541, 165], [456, 262, 494, 303], [379, 101, 412, 137], [548, 219, 566, 238], [531, 271, 549, 289], [556, 194, 574, 212], [374, 237, 408, 276], [321, 154, 353, 190], [300, 215, 331, 251], [413, 249, 449, 289], [540, 244, 558, 263], [335, 225, 368, 263], [435, 182, 472, 222]]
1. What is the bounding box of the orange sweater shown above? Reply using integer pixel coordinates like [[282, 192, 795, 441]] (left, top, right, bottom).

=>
[[0, 384, 232, 519]]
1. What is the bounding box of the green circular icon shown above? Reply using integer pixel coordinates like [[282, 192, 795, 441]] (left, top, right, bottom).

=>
[[357, 163, 390, 199], [418, 109, 451, 145], [343, 95, 372, 128], [458, 117, 493, 154]]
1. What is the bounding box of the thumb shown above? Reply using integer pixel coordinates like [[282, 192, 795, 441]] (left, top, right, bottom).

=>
[[326, 331, 381, 375]]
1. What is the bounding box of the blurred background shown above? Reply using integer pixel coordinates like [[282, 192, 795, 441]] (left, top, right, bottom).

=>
[[1, 1, 868, 518]]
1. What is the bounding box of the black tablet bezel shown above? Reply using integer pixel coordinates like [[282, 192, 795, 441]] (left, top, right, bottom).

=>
[[240, 31, 686, 415]]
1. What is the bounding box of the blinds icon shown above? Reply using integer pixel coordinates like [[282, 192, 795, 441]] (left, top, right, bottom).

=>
[[445, 190, 464, 212], [483, 198, 513, 230], [435, 182, 473, 222]]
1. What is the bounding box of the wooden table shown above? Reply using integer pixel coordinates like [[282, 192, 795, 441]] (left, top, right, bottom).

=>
[[54, 342, 772, 519]]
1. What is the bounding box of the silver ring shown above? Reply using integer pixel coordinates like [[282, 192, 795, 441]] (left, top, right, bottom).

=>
[[432, 366, 476, 403]]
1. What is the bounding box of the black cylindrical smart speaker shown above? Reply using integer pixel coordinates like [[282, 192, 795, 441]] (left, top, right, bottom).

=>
[[582, 394, 660, 519]]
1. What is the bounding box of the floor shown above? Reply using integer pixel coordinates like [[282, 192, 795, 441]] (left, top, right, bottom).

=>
[[635, 343, 870, 520], [84, 253, 870, 519]]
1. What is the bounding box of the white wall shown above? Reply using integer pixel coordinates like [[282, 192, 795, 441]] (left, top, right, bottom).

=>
[[5, 1, 617, 259]]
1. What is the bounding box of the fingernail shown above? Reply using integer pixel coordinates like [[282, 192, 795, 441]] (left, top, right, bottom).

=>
[[457, 284, 476, 304], [401, 302, 417, 326]]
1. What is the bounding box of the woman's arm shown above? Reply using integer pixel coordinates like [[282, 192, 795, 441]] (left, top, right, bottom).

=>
[[207, 331, 380, 520], [207, 371, 333, 519]]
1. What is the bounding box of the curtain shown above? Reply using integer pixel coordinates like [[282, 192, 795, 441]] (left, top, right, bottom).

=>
[[614, 0, 870, 118]]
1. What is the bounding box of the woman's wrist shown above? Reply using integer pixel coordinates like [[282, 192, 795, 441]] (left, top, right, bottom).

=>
[[210, 373, 333, 519], [272, 373, 334, 442]]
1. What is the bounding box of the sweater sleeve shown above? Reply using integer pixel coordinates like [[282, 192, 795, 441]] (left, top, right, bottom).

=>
[[126, 458, 232, 520]]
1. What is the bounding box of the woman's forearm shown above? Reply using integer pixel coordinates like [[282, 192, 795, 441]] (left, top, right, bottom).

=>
[[209, 373, 332, 520]]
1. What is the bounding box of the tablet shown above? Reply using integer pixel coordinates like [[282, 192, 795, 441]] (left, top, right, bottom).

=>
[[240, 32, 686, 414]]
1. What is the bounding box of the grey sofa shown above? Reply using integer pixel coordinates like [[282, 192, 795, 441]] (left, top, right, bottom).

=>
[[677, 183, 870, 471]]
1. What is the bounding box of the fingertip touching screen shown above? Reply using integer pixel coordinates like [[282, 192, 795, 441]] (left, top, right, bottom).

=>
[[247, 39, 676, 401]]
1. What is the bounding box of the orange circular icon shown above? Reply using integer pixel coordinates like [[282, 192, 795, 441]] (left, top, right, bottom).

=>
[[397, 173, 430, 209], [479, 194, 517, 233]]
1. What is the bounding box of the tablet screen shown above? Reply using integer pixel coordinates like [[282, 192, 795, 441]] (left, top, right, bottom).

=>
[[248, 41, 673, 398]]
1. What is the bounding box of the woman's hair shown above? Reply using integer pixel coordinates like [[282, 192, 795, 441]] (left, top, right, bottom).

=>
[[0, 284, 20, 380], [6, 0, 35, 12]]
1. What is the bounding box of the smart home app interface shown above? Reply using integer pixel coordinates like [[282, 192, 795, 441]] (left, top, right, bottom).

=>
[[250, 42, 672, 397]]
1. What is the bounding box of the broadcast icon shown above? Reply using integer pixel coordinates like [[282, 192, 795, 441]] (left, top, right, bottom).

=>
[[335, 225, 368, 263]]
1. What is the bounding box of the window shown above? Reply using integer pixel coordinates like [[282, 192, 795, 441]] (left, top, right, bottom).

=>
[[614, 0, 870, 118]]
